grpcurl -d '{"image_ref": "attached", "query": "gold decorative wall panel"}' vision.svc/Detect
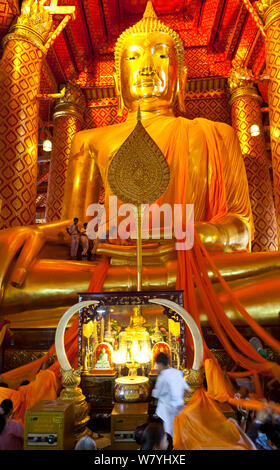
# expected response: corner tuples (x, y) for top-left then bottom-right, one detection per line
(45, 83), (86, 221)
(45, 115), (82, 221)
(229, 76), (278, 251)
(0, 39), (43, 228)
(263, 2), (280, 237)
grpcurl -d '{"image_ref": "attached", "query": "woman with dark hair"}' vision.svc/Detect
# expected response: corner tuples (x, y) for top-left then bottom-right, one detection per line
(0, 399), (24, 450)
(140, 421), (169, 451)
(134, 422), (148, 447)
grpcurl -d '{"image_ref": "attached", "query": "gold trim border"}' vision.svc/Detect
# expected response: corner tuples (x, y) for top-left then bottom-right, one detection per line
(229, 87), (263, 106)
(53, 103), (84, 124)
(2, 27), (46, 54)
(264, 1), (280, 29)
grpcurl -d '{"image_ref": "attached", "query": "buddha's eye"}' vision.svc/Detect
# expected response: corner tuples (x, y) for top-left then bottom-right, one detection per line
(160, 54), (169, 59)
(126, 55), (138, 61)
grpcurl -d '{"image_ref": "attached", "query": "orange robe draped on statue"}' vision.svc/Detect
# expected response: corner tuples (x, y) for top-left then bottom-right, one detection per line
(96, 115), (253, 237)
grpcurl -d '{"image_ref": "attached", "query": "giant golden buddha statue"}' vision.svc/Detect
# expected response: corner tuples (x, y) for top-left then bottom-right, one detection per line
(1, 1), (280, 329)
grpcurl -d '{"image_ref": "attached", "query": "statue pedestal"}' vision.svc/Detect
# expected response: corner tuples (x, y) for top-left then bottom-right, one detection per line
(111, 402), (148, 450)
(81, 372), (117, 420)
(90, 369), (116, 376)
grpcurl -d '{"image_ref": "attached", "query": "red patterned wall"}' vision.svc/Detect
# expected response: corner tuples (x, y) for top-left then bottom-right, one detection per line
(85, 98), (127, 129)
(183, 91), (231, 124)
(0, 39), (43, 228)
(84, 83), (231, 130)
(0, 1), (15, 43)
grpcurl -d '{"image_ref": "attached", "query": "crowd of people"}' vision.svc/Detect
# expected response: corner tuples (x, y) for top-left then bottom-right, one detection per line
(232, 386), (280, 451)
(134, 354), (280, 451)
(1, 347), (280, 452)
(74, 418), (170, 451)
(74, 399), (280, 451)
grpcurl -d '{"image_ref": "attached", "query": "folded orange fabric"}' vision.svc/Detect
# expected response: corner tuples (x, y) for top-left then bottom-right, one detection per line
(173, 387), (248, 450)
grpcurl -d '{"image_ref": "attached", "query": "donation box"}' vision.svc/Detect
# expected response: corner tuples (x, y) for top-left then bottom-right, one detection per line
(24, 400), (75, 450)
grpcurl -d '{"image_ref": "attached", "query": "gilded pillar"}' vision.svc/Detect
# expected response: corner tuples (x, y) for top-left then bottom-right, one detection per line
(45, 83), (86, 222)
(0, 1), (52, 229)
(257, 0), (280, 237)
(228, 67), (278, 251)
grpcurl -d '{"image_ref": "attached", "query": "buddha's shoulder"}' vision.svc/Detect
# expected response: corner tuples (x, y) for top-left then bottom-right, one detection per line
(190, 117), (234, 135)
(173, 116), (233, 143)
(74, 121), (131, 149)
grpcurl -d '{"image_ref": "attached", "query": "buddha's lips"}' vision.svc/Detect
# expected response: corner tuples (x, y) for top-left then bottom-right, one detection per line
(135, 79), (161, 87)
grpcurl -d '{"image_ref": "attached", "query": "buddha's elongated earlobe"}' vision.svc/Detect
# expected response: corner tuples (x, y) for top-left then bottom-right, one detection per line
(113, 67), (125, 117)
(177, 65), (187, 114)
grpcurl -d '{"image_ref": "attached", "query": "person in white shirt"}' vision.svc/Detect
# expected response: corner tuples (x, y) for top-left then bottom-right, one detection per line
(151, 352), (189, 438)
(66, 217), (80, 258)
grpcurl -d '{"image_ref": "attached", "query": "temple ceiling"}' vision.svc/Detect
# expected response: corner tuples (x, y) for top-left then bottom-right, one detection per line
(0, 0), (268, 120)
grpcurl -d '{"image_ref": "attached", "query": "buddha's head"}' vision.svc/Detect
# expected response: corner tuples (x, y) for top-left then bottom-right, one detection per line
(114, 1), (187, 115)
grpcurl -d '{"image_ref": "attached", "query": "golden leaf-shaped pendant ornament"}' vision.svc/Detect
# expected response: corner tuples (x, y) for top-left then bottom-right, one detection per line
(108, 113), (170, 205)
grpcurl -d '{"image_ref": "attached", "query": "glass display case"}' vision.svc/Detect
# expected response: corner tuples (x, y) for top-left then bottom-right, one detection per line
(77, 290), (185, 405)
(78, 290), (185, 377)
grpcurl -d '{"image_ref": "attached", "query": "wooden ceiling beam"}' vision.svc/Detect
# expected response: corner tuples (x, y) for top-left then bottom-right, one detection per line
(232, 13), (259, 67)
(46, 45), (68, 84)
(223, 1), (248, 60)
(244, 29), (261, 67)
(101, 0), (120, 33)
(41, 59), (58, 94)
(62, 29), (79, 75)
(81, 0), (107, 54)
(45, 1), (93, 73)
(44, 5), (76, 19)
(208, 0), (227, 48)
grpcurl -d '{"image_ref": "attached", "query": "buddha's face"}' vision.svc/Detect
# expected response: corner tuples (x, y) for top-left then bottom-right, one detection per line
(119, 32), (179, 112)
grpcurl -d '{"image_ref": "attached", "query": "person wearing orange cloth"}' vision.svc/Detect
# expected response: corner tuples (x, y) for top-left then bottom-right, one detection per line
(173, 358), (253, 450)
(173, 387), (251, 450)
(0, 369), (60, 429)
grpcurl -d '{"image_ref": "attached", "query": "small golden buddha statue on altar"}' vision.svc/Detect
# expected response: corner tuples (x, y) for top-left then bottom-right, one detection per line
(115, 306), (152, 375)
(126, 305), (147, 330)
(113, 305), (152, 402)
(1, 1), (280, 328)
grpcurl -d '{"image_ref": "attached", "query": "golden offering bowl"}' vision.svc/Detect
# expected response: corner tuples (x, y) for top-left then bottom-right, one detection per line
(114, 376), (150, 403)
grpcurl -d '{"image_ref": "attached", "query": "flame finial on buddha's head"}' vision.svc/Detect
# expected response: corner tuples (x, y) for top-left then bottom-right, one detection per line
(143, 0), (158, 19)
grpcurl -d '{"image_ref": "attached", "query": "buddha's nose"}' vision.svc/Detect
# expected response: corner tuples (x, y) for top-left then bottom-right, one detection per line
(140, 51), (156, 76)
(140, 66), (156, 76)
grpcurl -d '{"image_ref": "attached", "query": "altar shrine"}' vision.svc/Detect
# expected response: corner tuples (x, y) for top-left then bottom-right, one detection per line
(78, 291), (185, 422)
